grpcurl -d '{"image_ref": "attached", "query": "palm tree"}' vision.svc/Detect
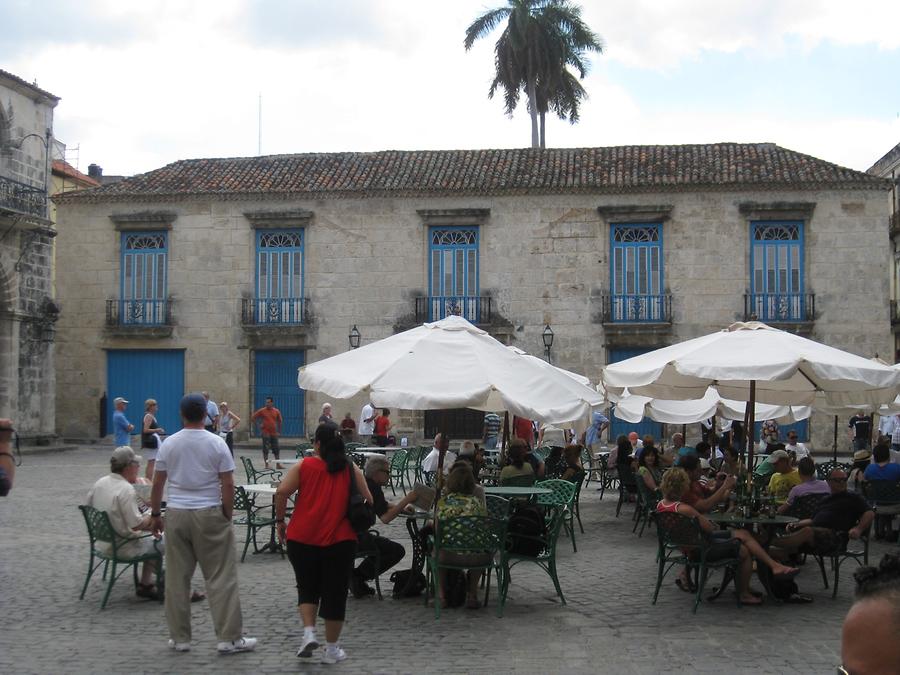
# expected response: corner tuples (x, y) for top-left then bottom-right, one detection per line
(464, 0), (603, 148)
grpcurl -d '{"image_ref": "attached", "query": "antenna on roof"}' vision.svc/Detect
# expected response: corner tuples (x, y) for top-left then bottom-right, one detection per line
(258, 93), (262, 156)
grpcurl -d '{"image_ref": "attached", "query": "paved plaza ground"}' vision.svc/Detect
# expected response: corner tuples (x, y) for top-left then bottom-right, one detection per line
(1, 445), (892, 674)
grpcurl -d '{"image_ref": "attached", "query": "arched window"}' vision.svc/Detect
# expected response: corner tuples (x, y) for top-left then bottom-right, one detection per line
(255, 228), (304, 324)
(610, 223), (664, 322)
(750, 221), (804, 321)
(428, 226), (479, 321)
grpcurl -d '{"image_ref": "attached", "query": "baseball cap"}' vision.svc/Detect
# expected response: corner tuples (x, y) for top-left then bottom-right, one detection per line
(768, 449), (790, 463)
(180, 392), (207, 419)
(113, 397), (129, 405)
(110, 446), (142, 471)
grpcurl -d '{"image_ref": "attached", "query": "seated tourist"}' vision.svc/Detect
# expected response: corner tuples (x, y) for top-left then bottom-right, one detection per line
(523, 442), (546, 479)
(678, 454), (735, 513)
(436, 463), (490, 609)
(841, 552), (900, 675)
(656, 468), (797, 603)
(457, 440), (485, 480)
(784, 430), (810, 461)
(560, 444), (584, 482)
(637, 445), (663, 492)
(351, 456), (418, 598)
(754, 446), (788, 480)
(422, 433), (456, 476)
(636, 435), (658, 462)
(661, 432), (685, 466)
(863, 442), (900, 482)
(85, 447), (166, 600)
(499, 439), (535, 484)
(848, 449), (871, 493)
(719, 445), (742, 476)
(628, 432), (643, 454)
(767, 451), (802, 504)
(543, 446), (566, 478)
(773, 470), (875, 556)
(538, 423), (566, 450)
(778, 457), (830, 514)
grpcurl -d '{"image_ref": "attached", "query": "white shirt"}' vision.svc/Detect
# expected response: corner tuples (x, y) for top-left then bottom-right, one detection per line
(86, 473), (145, 553)
(358, 403), (375, 436)
(540, 424), (566, 447)
(156, 429), (234, 509)
(878, 414), (896, 438)
(785, 442), (810, 459)
(422, 447), (457, 475)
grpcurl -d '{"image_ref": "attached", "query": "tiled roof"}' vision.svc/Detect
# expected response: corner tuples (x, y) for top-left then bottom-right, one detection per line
(51, 160), (100, 188)
(868, 141), (900, 177)
(57, 143), (888, 204)
(0, 68), (60, 102)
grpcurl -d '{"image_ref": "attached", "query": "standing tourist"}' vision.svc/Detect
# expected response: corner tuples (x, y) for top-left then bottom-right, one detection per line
(372, 408), (393, 447)
(358, 399), (376, 445)
(761, 419), (780, 451)
(584, 410), (609, 452)
(318, 403), (334, 425)
(849, 412), (874, 452)
(203, 392), (219, 433)
(141, 399), (165, 480)
(218, 402), (241, 456)
(339, 412), (356, 442)
(512, 415), (535, 449)
(112, 397), (134, 447)
(482, 411), (501, 450)
(252, 397), (283, 467)
(149, 393), (256, 654)
(0, 418), (16, 496)
(275, 423), (373, 664)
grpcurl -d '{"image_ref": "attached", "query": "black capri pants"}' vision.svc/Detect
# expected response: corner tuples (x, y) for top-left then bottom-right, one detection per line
(286, 539), (357, 621)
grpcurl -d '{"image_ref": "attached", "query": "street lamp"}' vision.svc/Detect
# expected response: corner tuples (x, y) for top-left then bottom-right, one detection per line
(348, 324), (361, 349)
(542, 324), (554, 363)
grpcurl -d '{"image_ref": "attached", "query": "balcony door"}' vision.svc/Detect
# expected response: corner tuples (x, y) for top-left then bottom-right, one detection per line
(120, 232), (167, 325)
(750, 221), (804, 321)
(610, 223), (663, 322)
(428, 226), (479, 321)
(255, 229), (304, 324)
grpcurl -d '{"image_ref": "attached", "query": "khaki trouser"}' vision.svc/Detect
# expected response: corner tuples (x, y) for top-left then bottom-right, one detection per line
(164, 506), (243, 643)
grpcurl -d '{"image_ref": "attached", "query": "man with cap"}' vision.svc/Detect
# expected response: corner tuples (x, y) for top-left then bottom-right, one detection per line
(150, 393), (257, 655)
(86, 446), (162, 598)
(112, 397), (134, 447)
(767, 451), (802, 505)
(754, 446), (789, 481)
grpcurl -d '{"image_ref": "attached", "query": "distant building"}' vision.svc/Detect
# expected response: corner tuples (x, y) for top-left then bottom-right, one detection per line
(0, 69), (59, 442)
(868, 142), (900, 362)
(55, 143), (892, 449)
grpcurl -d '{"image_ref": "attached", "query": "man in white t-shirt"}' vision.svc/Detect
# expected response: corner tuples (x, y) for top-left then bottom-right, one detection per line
(150, 393), (256, 655)
(784, 430), (811, 461)
(358, 400), (376, 444)
(422, 433), (456, 476)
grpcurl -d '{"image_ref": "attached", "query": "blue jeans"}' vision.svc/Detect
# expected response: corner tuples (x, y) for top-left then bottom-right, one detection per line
(484, 435), (498, 450)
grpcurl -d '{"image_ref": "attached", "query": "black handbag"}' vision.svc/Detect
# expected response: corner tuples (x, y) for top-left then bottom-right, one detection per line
(346, 464), (375, 533)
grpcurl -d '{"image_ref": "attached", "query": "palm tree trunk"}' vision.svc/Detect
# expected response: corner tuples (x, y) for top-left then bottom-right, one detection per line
(539, 112), (546, 148)
(527, 76), (539, 148)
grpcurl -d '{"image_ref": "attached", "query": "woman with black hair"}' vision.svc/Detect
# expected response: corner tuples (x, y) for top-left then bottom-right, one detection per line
(276, 423), (373, 664)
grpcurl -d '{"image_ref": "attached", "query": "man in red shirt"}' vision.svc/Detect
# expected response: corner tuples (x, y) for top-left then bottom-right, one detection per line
(251, 397), (283, 467)
(512, 415), (534, 449)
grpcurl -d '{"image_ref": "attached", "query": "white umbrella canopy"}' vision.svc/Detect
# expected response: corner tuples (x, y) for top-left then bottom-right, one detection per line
(610, 387), (811, 425)
(601, 322), (900, 408)
(505, 345), (593, 387)
(297, 315), (604, 426)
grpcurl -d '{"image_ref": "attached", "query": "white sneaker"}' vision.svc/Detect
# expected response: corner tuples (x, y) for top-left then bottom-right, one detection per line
(321, 647), (347, 664)
(217, 637), (258, 654)
(296, 635), (319, 658)
(167, 639), (190, 652)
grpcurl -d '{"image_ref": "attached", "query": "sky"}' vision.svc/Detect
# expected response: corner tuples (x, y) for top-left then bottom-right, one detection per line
(3, 0), (900, 177)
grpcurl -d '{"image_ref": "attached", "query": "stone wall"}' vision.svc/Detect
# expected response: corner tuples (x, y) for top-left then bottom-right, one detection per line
(55, 185), (893, 452)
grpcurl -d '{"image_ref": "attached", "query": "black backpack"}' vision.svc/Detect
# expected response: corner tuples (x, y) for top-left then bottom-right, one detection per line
(389, 570), (427, 597)
(506, 504), (547, 557)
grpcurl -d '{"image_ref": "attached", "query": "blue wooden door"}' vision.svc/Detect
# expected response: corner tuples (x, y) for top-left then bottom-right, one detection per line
(608, 348), (664, 443)
(107, 350), (185, 439)
(253, 350), (305, 437)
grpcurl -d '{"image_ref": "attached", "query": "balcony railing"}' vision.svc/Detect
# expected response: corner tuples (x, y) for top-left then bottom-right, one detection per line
(242, 297), (309, 325)
(415, 296), (492, 323)
(744, 292), (815, 323)
(106, 298), (173, 326)
(601, 293), (672, 323)
(0, 174), (47, 219)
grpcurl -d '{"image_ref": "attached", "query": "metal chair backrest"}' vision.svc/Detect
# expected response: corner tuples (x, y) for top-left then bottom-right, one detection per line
(635, 472), (659, 508)
(500, 473), (536, 488)
(654, 511), (706, 550)
(350, 452), (367, 470)
(618, 462), (638, 488)
(485, 494), (511, 520)
(817, 460), (853, 481)
(864, 479), (900, 505)
(435, 515), (502, 557)
(234, 485), (253, 513)
(240, 456), (256, 483)
(80, 504), (118, 547)
(788, 492), (830, 520)
(390, 449), (408, 471)
(535, 479), (576, 508)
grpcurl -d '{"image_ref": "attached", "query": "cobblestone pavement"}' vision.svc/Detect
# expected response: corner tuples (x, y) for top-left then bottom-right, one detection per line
(1, 446), (892, 674)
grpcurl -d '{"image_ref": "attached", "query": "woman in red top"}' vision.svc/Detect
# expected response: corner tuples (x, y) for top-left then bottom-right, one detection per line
(372, 408), (393, 447)
(276, 423), (373, 664)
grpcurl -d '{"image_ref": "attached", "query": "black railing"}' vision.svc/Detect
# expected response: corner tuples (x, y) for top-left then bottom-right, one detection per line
(106, 298), (173, 326)
(0, 174), (47, 219)
(415, 296), (492, 323)
(601, 293), (672, 323)
(241, 297), (309, 325)
(743, 292), (814, 323)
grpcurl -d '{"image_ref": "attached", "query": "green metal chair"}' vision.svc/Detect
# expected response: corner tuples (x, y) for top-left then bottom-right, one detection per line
(344, 441), (364, 452)
(413, 445), (430, 484)
(498, 504), (567, 615)
(403, 446), (422, 485)
(567, 470), (587, 534)
(425, 515), (504, 618)
(864, 480), (900, 539)
(615, 463), (638, 518)
(233, 486), (282, 562)
(78, 504), (163, 609)
(387, 448), (409, 495)
(633, 473), (660, 538)
(535, 479), (579, 552)
(499, 473), (536, 488)
(810, 527), (870, 599)
(485, 494), (511, 521)
(354, 529), (383, 600)
(651, 511), (741, 613)
(240, 455), (282, 484)
(349, 452), (367, 470)
(816, 460), (852, 481)
(294, 441), (314, 458)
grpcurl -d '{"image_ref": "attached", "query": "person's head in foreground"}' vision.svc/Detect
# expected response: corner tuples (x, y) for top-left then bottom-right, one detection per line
(659, 467), (689, 502)
(841, 552), (900, 675)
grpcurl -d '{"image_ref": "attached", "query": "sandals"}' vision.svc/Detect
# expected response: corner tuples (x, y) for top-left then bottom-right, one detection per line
(136, 584), (162, 601)
(675, 577), (696, 593)
(191, 590), (206, 603)
(465, 596), (482, 610)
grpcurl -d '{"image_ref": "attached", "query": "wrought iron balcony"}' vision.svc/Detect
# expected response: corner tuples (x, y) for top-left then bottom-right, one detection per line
(106, 298), (173, 327)
(242, 297), (309, 325)
(415, 295), (492, 323)
(0, 174), (47, 219)
(743, 292), (815, 323)
(601, 293), (673, 323)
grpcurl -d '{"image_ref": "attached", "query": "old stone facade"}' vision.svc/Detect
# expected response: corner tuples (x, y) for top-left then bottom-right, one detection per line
(0, 70), (59, 442)
(54, 144), (892, 451)
(868, 141), (900, 362)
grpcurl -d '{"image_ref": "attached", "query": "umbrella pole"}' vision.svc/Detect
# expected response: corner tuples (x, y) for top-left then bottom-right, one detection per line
(833, 415), (838, 463)
(434, 410), (449, 505)
(502, 412), (510, 465)
(746, 380), (756, 491)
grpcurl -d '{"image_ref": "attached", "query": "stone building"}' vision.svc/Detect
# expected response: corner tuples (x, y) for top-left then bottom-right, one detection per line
(0, 69), (59, 442)
(868, 141), (900, 362)
(54, 143), (891, 450)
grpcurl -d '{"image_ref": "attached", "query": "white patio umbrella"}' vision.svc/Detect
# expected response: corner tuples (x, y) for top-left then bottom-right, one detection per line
(505, 345), (593, 387)
(298, 315), (604, 428)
